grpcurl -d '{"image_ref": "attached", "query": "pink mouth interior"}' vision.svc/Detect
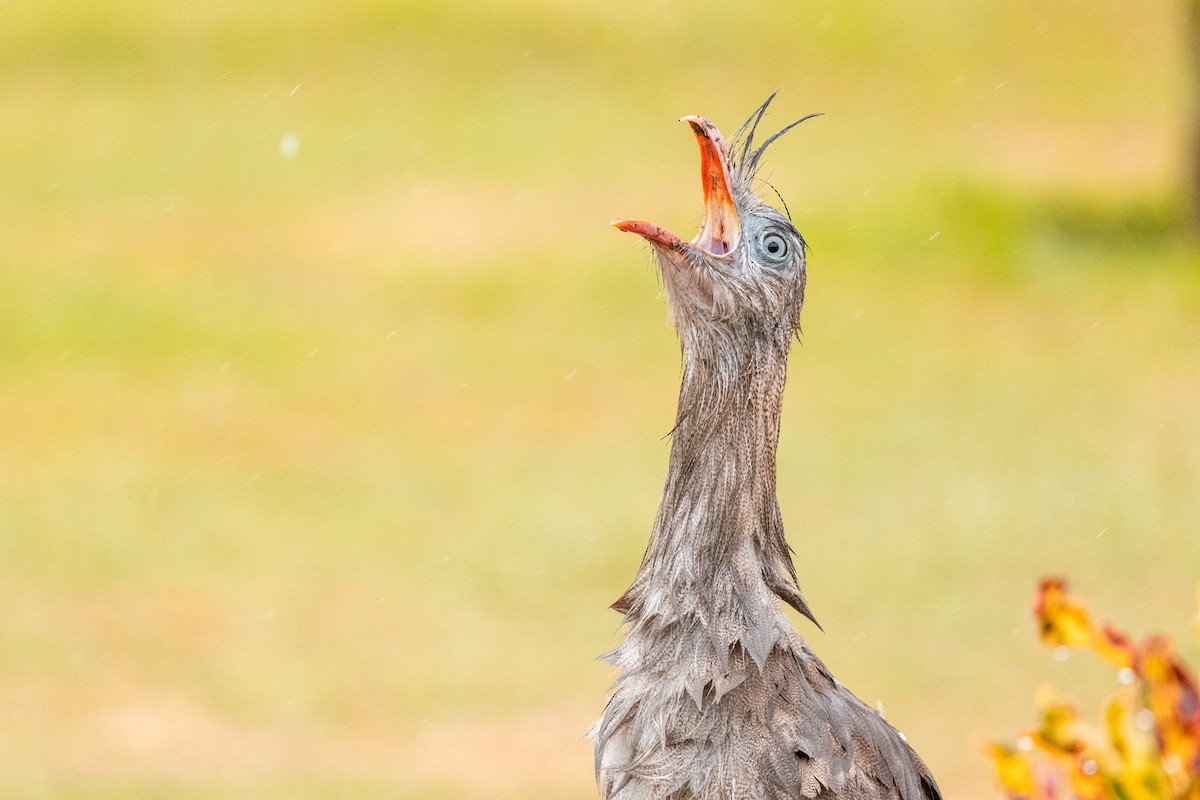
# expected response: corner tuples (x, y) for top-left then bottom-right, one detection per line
(685, 117), (740, 257)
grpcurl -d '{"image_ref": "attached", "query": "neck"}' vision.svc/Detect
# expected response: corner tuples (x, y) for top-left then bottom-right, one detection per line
(660, 342), (786, 559)
(613, 336), (815, 631)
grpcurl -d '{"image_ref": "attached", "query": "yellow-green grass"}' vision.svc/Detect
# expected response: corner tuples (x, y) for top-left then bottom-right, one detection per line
(1, 1), (1198, 797)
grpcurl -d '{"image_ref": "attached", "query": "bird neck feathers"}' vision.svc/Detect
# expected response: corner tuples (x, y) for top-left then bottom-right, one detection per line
(612, 339), (815, 628)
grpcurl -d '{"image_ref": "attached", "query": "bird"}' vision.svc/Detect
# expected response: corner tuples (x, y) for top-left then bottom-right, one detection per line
(594, 95), (942, 800)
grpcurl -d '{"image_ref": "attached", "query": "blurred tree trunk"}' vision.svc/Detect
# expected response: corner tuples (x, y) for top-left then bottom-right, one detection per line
(1190, 0), (1200, 235)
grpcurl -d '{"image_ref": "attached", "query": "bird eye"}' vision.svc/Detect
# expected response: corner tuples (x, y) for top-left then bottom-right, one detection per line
(760, 232), (790, 264)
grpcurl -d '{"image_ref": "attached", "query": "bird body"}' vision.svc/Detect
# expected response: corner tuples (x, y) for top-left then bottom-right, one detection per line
(596, 98), (940, 800)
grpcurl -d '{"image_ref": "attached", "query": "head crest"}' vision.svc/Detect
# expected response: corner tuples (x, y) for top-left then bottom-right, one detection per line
(729, 92), (822, 187)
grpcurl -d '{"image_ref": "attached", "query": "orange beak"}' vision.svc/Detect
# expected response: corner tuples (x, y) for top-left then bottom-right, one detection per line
(612, 115), (741, 257)
(680, 116), (740, 256)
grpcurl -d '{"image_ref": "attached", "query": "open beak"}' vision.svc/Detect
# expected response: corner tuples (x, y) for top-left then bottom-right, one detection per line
(681, 116), (740, 256)
(612, 115), (741, 257)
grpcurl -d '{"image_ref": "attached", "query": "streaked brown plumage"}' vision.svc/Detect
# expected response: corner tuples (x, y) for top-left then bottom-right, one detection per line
(595, 96), (941, 800)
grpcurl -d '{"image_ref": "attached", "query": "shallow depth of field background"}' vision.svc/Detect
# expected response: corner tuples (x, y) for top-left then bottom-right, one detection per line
(2, 2), (1199, 797)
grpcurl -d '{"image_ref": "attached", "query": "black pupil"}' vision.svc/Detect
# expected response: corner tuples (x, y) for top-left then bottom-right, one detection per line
(767, 239), (781, 254)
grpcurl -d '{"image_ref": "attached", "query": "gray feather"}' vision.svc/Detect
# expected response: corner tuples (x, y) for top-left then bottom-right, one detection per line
(598, 97), (941, 800)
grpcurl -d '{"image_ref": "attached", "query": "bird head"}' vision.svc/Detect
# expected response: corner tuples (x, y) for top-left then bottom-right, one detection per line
(613, 96), (819, 351)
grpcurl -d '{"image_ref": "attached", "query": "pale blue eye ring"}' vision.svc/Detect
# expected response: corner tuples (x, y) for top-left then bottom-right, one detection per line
(761, 232), (789, 261)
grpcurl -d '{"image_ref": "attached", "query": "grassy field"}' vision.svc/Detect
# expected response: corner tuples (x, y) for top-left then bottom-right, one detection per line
(2, 1), (1198, 797)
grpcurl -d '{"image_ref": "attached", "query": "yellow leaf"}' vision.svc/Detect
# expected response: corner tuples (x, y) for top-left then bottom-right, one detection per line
(1064, 757), (1108, 800)
(1034, 577), (1137, 669)
(987, 741), (1038, 797)
(1036, 577), (1096, 650)
(1093, 623), (1137, 670)
(1138, 634), (1200, 788)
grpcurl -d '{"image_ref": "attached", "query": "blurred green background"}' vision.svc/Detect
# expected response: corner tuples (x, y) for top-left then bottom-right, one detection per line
(2, 1), (1198, 797)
